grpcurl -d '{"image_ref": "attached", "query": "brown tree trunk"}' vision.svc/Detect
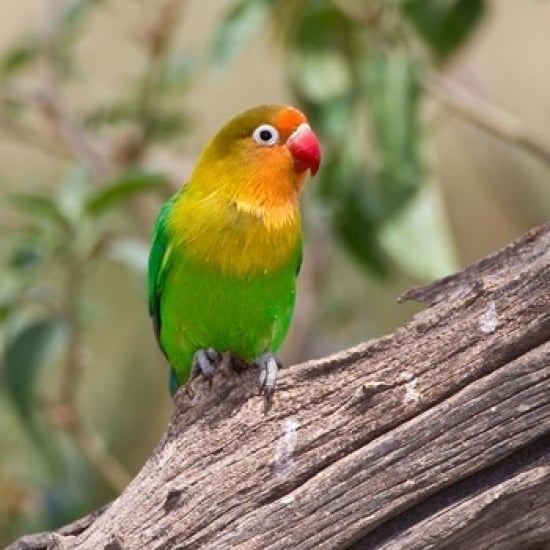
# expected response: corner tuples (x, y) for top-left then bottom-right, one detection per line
(9, 223), (550, 550)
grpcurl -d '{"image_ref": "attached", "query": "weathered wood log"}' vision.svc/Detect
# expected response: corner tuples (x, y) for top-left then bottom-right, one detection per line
(8, 223), (550, 550)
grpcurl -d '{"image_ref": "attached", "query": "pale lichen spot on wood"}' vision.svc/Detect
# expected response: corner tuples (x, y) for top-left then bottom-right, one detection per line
(273, 417), (299, 476)
(479, 301), (499, 334)
(400, 371), (420, 404)
(516, 402), (532, 413)
(280, 494), (295, 505)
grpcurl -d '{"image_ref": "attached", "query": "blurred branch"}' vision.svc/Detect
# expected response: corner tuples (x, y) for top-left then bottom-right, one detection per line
(44, 263), (131, 492)
(1, 0), (187, 519)
(59, 263), (83, 404)
(425, 72), (550, 166)
(0, 95), (71, 159)
(48, 260), (131, 494)
(38, 0), (111, 178)
(61, 419), (132, 495)
(37, 89), (110, 178)
(0, 1), (135, 492)
(135, 0), (186, 149)
(0, 4), (112, 176)
(112, 0), (186, 232)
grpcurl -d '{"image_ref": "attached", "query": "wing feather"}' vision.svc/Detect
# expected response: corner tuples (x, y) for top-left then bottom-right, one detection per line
(147, 195), (177, 357)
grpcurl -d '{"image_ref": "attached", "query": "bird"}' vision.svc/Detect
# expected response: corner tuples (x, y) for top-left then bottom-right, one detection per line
(147, 105), (321, 402)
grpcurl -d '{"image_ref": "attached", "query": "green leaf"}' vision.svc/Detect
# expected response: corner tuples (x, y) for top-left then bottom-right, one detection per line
(333, 181), (388, 277)
(57, 164), (91, 224)
(3, 318), (66, 426)
(84, 170), (168, 215)
(9, 238), (46, 274)
(292, 50), (351, 103)
(210, 0), (270, 69)
(58, 164), (92, 222)
(285, 1), (354, 53)
(401, 0), (486, 62)
(296, 94), (355, 154)
(9, 193), (71, 233)
(363, 52), (422, 215)
(84, 100), (137, 128)
(379, 182), (458, 281)
(106, 237), (149, 276)
(0, 39), (38, 78)
(319, 155), (388, 276)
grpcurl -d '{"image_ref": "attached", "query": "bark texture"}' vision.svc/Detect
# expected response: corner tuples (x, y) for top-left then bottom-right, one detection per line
(8, 223), (550, 550)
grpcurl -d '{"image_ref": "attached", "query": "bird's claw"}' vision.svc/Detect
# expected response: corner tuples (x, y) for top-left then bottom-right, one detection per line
(255, 353), (280, 410)
(191, 348), (220, 387)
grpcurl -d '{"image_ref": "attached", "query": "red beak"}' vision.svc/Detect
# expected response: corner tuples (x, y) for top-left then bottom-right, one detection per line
(286, 123), (321, 176)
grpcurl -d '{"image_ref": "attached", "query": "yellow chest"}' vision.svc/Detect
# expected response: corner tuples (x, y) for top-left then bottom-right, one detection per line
(168, 193), (301, 277)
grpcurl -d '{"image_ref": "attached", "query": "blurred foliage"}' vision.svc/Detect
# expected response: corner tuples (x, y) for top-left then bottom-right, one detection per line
(402, 0), (486, 62)
(211, 0), (485, 276)
(0, 0), (517, 544)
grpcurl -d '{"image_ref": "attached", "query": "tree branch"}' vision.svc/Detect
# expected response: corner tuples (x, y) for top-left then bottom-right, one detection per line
(45, 261), (132, 494)
(38, 0), (111, 179)
(7, 223), (550, 550)
(135, 0), (185, 148)
(424, 72), (550, 166)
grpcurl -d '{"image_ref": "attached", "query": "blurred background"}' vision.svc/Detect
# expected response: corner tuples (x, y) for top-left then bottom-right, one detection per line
(1, 0), (549, 545)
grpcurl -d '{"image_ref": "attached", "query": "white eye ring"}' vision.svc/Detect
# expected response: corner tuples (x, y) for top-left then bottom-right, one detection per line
(252, 124), (279, 146)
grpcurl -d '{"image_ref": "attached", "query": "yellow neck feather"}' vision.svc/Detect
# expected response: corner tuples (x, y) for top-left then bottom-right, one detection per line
(168, 183), (301, 277)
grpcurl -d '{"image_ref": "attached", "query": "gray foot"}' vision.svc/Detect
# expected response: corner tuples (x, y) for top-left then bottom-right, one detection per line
(191, 348), (220, 385)
(255, 353), (281, 408)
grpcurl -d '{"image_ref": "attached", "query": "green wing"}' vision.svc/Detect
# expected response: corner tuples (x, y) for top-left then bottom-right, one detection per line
(147, 195), (177, 356)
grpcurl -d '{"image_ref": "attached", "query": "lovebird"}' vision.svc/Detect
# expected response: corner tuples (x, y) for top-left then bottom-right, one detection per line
(148, 105), (321, 399)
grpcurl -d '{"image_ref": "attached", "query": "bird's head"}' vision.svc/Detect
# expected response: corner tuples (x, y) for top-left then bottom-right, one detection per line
(190, 105), (321, 204)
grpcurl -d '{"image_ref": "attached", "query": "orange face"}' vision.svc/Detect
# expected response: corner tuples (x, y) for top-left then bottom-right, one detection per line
(201, 105), (321, 183)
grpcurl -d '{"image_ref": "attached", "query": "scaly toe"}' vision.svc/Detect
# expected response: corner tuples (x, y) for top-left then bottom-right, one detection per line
(255, 353), (281, 410)
(191, 348), (220, 386)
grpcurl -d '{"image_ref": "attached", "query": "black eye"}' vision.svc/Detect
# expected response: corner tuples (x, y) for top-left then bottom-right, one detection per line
(252, 124), (279, 146)
(260, 129), (273, 141)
